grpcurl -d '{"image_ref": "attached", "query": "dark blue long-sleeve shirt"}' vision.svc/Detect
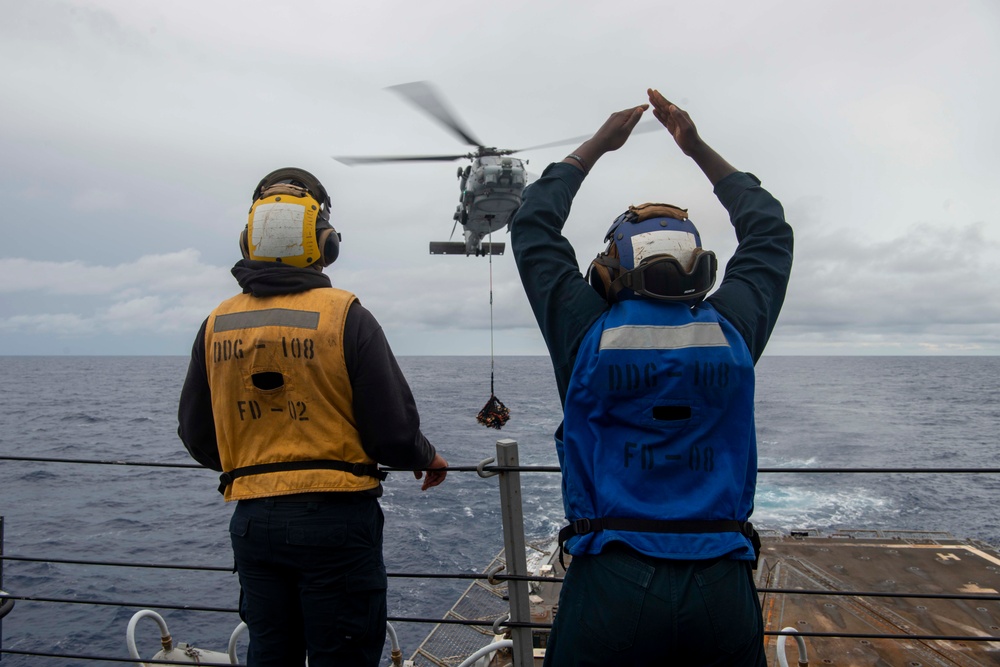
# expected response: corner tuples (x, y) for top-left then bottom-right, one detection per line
(511, 162), (793, 405)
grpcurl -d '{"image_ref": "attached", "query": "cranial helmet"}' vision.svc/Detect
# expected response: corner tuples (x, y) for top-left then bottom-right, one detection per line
(587, 203), (717, 304)
(240, 167), (340, 268)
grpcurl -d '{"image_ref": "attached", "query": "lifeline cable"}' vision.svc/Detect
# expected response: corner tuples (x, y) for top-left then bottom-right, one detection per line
(477, 230), (510, 429)
(3, 456), (999, 475)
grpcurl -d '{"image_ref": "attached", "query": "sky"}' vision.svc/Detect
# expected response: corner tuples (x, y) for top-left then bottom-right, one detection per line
(1, 0), (998, 356)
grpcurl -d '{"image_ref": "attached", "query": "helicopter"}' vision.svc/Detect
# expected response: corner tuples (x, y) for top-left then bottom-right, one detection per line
(333, 81), (657, 257)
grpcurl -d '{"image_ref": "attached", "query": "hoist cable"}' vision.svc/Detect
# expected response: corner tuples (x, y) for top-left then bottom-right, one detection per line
(476, 230), (509, 429)
(489, 229), (496, 395)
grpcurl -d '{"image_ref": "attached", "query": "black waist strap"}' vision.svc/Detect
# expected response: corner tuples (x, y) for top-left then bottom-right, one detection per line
(559, 517), (761, 569)
(218, 459), (387, 495)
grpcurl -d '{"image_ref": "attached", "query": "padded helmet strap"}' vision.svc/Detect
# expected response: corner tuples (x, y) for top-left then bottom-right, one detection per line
(259, 182), (311, 200)
(628, 202), (688, 222)
(239, 226), (250, 260)
(587, 242), (621, 302)
(252, 168), (331, 211)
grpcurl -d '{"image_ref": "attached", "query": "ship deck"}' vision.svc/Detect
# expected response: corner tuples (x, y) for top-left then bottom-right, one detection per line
(758, 529), (1000, 665)
(409, 530), (1000, 666)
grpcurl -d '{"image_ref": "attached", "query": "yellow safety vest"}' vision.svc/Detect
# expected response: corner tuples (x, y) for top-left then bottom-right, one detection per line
(204, 288), (381, 500)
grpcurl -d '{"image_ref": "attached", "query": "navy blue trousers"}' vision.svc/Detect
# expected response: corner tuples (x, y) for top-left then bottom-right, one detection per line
(229, 495), (387, 667)
(543, 543), (767, 666)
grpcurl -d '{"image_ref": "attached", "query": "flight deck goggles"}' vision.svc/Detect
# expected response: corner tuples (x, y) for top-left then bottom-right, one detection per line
(608, 250), (717, 301)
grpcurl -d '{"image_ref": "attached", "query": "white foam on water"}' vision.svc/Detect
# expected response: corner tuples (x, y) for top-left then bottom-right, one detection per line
(755, 483), (898, 531)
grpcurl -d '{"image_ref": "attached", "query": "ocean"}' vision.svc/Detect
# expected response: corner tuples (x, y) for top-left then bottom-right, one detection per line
(1, 355), (998, 665)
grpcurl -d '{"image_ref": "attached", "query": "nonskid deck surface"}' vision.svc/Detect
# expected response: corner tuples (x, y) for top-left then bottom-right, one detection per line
(409, 531), (1000, 666)
(409, 541), (561, 667)
(758, 529), (1000, 666)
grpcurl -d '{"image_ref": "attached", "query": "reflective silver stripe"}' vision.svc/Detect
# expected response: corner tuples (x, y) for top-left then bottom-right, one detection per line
(599, 322), (729, 350)
(214, 309), (320, 332)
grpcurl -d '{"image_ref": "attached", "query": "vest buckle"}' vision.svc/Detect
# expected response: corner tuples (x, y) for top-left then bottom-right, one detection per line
(572, 518), (592, 536)
(217, 472), (234, 495)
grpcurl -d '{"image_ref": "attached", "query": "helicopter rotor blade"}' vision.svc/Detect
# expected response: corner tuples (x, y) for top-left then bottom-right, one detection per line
(511, 119), (662, 153)
(387, 81), (484, 148)
(333, 154), (469, 166)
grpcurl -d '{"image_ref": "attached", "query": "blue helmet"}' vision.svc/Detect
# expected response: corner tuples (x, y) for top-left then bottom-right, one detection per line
(587, 203), (717, 303)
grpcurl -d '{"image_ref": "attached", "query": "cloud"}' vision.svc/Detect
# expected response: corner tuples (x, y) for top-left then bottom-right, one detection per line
(0, 250), (233, 339)
(0, 250), (228, 295)
(0, 312), (97, 336)
(0, 249), (538, 352)
(774, 219), (1000, 351)
(6, 216), (997, 354)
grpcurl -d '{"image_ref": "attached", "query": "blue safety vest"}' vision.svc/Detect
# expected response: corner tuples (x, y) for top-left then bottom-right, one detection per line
(560, 298), (757, 561)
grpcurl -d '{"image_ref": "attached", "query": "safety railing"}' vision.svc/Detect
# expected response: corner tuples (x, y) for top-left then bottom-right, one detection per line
(2, 444), (1000, 666)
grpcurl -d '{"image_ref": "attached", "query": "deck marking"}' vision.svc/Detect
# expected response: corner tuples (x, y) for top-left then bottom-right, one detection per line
(799, 542), (1000, 568)
(956, 545), (1000, 568)
(958, 582), (999, 594)
(931, 612), (1000, 650)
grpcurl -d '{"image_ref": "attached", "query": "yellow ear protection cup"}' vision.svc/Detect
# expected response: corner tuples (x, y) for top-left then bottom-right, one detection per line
(241, 168), (340, 267)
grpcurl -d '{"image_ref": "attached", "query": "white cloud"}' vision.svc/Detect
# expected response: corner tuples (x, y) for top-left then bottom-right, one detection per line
(0, 312), (97, 335)
(787, 220), (997, 316)
(0, 250), (230, 295)
(0, 251), (233, 340)
(772, 219), (1000, 352)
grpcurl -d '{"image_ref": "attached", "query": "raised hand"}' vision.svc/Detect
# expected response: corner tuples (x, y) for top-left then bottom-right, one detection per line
(564, 104), (648, 174)
(647, 88), (703, 156)
(589, 104), (649, 154)
(648, 88), (737, 186)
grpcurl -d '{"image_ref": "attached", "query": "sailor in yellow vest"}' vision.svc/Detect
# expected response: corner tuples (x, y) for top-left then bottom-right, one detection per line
(178, 167), (448, 667)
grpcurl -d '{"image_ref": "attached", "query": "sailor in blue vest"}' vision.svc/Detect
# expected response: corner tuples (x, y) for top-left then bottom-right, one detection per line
(511, 89), (793, 666)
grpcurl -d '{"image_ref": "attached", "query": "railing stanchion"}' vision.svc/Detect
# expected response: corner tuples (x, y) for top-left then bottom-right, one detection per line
(1, 515), (6, 662)
(496, 439), (533, 667)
